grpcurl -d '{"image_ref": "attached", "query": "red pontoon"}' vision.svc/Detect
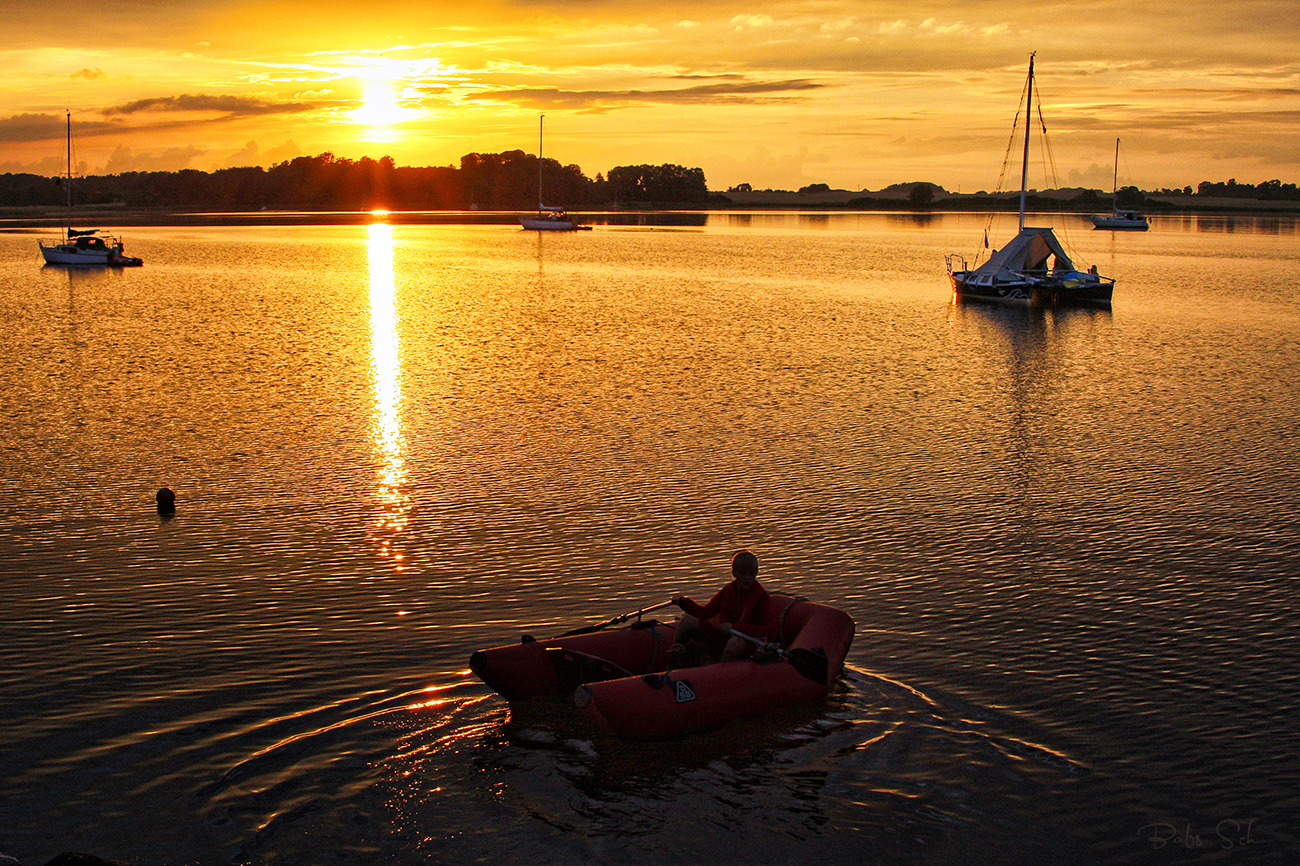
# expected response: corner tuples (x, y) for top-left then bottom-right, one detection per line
(470, 595), (855, 741)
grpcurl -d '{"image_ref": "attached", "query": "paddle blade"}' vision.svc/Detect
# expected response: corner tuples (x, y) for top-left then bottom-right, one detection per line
(556, 620), (613, 637)
(787, 647), (830, 686)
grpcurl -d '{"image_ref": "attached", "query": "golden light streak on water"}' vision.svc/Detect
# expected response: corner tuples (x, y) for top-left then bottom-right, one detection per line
(367, 220), (409, 562)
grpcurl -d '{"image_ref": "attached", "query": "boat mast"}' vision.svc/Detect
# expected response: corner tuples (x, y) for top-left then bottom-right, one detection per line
(64, 110), (72, 234)
(1112, 137), (1120, 204)
(537, 114), (544, 210)
(1019, 53), (1034, 232)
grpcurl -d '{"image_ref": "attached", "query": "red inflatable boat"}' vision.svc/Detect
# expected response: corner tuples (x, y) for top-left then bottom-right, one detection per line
(469, 595), (855, 740)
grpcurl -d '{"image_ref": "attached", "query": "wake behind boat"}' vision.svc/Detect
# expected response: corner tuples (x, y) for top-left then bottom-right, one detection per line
(37, 111), (142, 267)
(945, 55), (1112, 308)
(519, 114), (589, 231)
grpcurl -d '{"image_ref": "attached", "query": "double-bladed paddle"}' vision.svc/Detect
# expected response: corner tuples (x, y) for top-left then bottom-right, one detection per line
(730, 629), (830, 685)
(557, 600), (677, 637)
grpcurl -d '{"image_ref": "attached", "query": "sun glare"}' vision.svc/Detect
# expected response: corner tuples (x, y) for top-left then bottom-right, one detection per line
(352, 79), (419, 135)
(357, 81), (397, 124)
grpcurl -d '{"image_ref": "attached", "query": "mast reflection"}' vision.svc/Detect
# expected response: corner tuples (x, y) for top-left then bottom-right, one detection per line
(368, 221), (409, 563)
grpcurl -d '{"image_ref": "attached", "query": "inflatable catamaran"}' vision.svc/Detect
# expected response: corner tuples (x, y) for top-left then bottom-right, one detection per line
(470, 594), (855, 741)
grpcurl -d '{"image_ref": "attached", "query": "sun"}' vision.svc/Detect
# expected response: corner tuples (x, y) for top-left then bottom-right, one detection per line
(352, 79), (418, 133)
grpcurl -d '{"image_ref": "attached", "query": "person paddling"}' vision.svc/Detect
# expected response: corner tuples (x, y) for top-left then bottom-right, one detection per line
(670, 549), (778, 665)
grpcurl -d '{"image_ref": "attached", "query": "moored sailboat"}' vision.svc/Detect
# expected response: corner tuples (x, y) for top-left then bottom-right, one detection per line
(945, 55), (1112, 308)
(519, 114), (589, 231)
(1091, 138), (1149, 230)
(38, 111), (142, 267)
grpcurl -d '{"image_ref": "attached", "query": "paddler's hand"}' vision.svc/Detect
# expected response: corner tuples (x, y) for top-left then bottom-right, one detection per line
(671, 594), (687, 607)
(720, 622), (733, 635)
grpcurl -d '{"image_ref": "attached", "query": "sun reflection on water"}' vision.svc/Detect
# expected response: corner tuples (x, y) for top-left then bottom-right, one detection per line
(368, 221), (409, 562)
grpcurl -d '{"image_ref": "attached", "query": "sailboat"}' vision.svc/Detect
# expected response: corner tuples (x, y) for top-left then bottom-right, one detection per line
(1091, 138), (1149, 230)
(945, 54), (1113, 308)
(38, 111), (142, 266)
(519, 114), (588, 231)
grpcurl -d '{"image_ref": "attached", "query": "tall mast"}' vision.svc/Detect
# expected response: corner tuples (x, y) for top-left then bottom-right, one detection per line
(1019, 53), (1034, 232)
(537, 114), (544, 210)
(65, 110), (72, 233)
(1112, 137), (1120, 201)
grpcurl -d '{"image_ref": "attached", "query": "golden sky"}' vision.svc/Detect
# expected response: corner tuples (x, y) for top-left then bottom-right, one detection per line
(3, 0), (1298, 193)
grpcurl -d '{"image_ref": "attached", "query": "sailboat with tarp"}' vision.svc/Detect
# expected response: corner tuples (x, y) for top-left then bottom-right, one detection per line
(945, 55), (1111, 307)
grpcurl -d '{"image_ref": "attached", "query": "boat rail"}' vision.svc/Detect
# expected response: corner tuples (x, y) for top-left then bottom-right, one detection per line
(945, 254), (967, 275)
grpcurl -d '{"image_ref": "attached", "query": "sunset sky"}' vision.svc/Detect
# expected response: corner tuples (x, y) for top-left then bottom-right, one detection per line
(3, 0), (1297, 193)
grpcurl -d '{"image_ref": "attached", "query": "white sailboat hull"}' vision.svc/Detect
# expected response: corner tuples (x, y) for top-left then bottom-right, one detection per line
(1091, 213), (1149, 231)
(39, 238), (142, 267)
(519, 215), (580, 231)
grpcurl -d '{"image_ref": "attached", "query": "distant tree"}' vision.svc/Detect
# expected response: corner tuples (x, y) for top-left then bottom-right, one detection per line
(907, 183), (935, 208)
(0, 172), (66, 207)
(1115, 185), (1146, 208)
(607, 164), (708, 204)
(799, 182), (831, 194)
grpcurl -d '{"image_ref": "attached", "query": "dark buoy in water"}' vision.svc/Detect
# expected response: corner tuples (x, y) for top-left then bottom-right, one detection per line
(156, 487), (176, 514)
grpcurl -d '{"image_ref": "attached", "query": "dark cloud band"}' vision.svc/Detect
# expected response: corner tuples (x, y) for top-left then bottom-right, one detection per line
(103, 93), (315, 116)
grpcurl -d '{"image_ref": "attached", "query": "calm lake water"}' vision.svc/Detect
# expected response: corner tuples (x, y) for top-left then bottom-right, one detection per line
(2, 212), (1297, 865)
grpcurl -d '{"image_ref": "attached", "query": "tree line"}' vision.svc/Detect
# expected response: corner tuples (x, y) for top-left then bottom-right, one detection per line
(0, 151), (713, 211)
(1194, 179), (1300, 201)
(2, 150), (1295, 212)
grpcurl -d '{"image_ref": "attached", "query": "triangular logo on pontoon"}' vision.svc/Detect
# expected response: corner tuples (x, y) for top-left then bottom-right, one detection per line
(674, 679), (696, 703)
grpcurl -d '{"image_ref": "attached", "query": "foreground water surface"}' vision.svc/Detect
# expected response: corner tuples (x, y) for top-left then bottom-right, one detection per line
(2, 212), (1297, 865)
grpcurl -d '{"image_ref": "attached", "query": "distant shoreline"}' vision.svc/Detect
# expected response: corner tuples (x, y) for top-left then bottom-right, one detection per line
(3, 197), (1299, 230)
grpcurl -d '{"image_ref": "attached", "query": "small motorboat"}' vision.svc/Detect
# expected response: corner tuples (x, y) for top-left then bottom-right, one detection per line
(470, 594), (855, 741)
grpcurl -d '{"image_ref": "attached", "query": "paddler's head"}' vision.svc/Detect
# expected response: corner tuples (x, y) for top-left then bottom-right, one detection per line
(731, 549), (759, 592)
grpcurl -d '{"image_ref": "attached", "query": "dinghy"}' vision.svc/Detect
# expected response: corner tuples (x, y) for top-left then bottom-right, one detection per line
(470, 594), (855, 741)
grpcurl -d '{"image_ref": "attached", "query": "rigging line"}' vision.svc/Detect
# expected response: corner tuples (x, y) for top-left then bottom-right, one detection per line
(1118, 138), (1136, 191)
(1036, 100), (1075, 256)
(1032, 77), (1090, 270)
(978, 70), (1033, 264)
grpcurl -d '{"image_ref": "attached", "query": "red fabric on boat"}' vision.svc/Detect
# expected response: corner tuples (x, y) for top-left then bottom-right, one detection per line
(469, 595), (854, 740)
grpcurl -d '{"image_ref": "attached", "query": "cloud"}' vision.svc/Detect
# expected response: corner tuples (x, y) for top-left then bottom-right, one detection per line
(105, 143), (206, 173)
(103, 93), (315, 117)
(71, 68), (106, 80)
(0, 155), (64, 175)
(0, 112), (121, 143)
(223, 140), (261, 168)
(263, 140), (304, 165)
(730, 14), (774, 30)
(476, 79), (826, 111)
